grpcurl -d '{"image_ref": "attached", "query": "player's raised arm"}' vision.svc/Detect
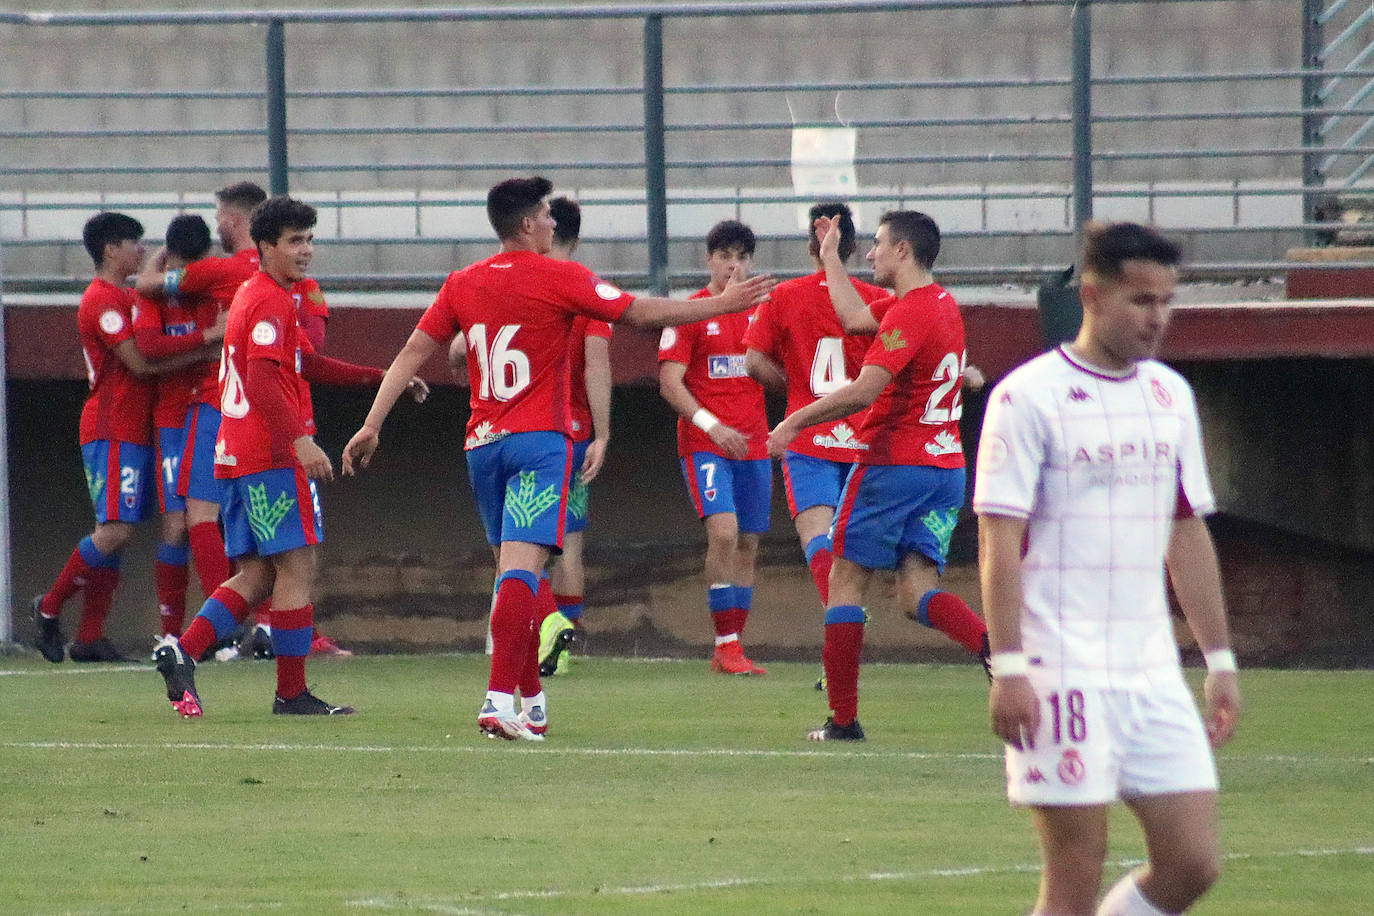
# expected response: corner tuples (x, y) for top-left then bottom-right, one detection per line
(618, 269), (775, 329)
(342, 327), (440, 475)
(978, 512), (1040, 751)
(816, 216), (879, 334)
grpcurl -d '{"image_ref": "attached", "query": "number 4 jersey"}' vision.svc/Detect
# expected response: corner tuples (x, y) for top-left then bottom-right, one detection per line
(416, 250), (634, 449)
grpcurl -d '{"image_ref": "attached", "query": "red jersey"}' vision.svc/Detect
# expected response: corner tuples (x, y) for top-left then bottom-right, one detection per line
(416, 250), (633, 449)
(291, 278), (328, 435)
(744, 271), (887, 461)
(214, 271), (305, 478)
(568, 316), (614, 443)
(77, 277), (154, 446)
(169, 248), (259, 407)
(858, 283), (967, 467)
(132, 291), (204, 429)
(658, 289), (767, 460)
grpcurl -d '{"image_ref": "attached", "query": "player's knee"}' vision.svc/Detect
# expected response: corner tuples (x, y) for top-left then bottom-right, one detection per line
(92, 521), (134, 554)
(1165, 849), (1221, 903)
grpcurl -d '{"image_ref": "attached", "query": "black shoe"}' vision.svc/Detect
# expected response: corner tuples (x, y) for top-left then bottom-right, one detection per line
(68, 637), (128, 663)
(153, 637), (203, 718)
(199, 630), (242, 663)
(979, 632), (993, 684)
(806, 717), (865, 742)
(273, 690), (355, 716)
(239, 625), (275, 660)
(31, 595), (65, 663)
(538, 628), (577, 677)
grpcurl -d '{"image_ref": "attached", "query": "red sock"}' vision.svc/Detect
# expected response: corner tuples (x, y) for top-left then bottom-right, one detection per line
(489, 576), (538, 694)
(155, 560), (189, 636)
(180, 587), (251, 660)
(535, 577), (558, 627)
(252, 599), (272, 627)
(822, 621), (865, 726)
(41, 546), (96, 617)
(272, 604), (314, 700)
(75, 567), (120, 643)
(723, 608), (748, 638)
(807, 548), (833, 606)
(187, 521), (231, 597)
(517, 612), (543, 698)
(921, 592), (988, 655)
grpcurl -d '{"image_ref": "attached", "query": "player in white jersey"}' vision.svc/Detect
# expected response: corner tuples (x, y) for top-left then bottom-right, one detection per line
(973, 223), (1241, 916)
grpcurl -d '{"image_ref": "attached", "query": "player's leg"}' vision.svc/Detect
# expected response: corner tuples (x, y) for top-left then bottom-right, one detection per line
(542, 436), (590, 675)
(810, 554), (871, 741)
(484, 541), (551, 739)
(153, 426), (190, 639)
(180, 404), (233, 601)
(725, 457), (771, 654)
(1102, 792), (1220, 915)
(782, 451), (848, 607)
(1031, 804), (1111, 916)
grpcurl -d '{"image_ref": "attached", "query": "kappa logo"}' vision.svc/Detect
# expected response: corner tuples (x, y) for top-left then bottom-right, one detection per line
(879, 328), (908, 352)
(999, 391), (1013, 405)
(1151, 378), (1173, 407)
(1067, 387), (1093, 403)
(1058, 749), (1086, 786)
(1024, 767), (1046, 784)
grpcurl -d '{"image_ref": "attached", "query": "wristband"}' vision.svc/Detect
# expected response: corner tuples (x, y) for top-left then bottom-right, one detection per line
(1203, 648), (1237, 673)
(691, 408), (720, 434)
(989, 652), (1029, 679)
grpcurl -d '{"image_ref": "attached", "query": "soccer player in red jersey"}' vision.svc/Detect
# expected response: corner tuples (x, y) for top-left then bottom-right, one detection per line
(133, 214), (227, 638)
(744, 202), (885, 611)
(768, 211), (990, 741)
(152, 196), (354, 717)
(658, 219), (772, 675)
(32, 212), (215, 663)
(343, 176), (774, 740)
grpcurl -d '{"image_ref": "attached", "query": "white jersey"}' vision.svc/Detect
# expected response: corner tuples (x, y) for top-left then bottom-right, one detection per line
(972, 346), (1215, 688)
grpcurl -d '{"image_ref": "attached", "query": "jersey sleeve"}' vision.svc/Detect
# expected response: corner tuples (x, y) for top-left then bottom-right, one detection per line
(243, 295), (295, 365)
(173, 257), (236, 300)
(297, 279), (329, 319)
(557, 262), (634, 323)
(861, 299), (926, 377)
(657, 320), (696, 365)
(94, 295), (137, 350)
(972, 378), (1047, 519)
(586, 319), (614, 340)
(416, 278), (462, 343)
(1172, 377), (1217, 517)
(743, 298), (781, 358)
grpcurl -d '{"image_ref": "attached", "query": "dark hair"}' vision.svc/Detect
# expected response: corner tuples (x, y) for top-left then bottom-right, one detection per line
(82, 211), (144, 266)
(705, 219), (756, 256)
(549, 196), (581, 247)
(165, 213), (213, 262)
(1081, 221), (1182, 280)
(249, 196), (318, 247)
(808, 201), (856, 262)
(879, 210), (940, 270)
(487, 176), (553, 241)
(215, 181), (268, 213)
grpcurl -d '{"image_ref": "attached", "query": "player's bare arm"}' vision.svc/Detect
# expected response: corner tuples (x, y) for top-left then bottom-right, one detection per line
(659, 359), (749, 460)
(343, 327), (440, 475)
(620, 271), (775, 329)
(816, 216), (879, 334)
(114, 338), (213, 378)
(446, 331), (468, 386)
(294, 434), (333, 483)
(766, 364), (889, 459)
(1167, 515), (1242, 747)
(581, 333), (613, 483)
(744, 347), (787, 391)
(979, 512), (1040, 751)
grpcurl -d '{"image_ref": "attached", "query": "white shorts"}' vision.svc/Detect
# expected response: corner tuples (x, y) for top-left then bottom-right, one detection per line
(1005, 672), (1218, 806)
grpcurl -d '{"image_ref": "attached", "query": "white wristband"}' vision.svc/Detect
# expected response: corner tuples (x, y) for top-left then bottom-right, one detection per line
(989, 652), (1029, 679)
(691, 408), (720, 434)
(1204, 648), (1237, 673)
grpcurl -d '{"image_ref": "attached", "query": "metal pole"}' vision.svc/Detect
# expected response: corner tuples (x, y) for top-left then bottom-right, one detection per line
(1070, 0), (1093, 236)
(0, 230), (12, 647)
(642, 14), (669, 296)
(265, 19), (290, 195)
(1301, 0), (1325, 246)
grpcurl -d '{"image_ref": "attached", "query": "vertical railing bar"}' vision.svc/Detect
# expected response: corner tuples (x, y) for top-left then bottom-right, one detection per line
(265, 19), (289, 195)
(642, 13), (669, 296)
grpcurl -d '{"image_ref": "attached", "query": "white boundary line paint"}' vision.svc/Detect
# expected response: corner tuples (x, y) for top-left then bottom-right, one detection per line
(343, 846), (1374, 911)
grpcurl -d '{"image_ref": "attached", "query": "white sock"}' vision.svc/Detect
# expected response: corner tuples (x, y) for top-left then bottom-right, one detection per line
(484, 691), (516, 718)
(714, 633), (739, 647)
(522, 691), (546, 712)
(1097, 873), (1169, 916)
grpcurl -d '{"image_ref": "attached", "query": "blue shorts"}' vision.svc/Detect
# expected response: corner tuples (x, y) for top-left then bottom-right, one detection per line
(178, 403), (223, 503)
(465, 431), (572, 551)
(832, 464), (965, 572)
(220, 467), (323, 559)
(781, 450), (853, 518)
(566, 438), (592, 536)
(680, 452), (772, 534)
(81, 440), (153, 524)
(155, 426), (187, 514)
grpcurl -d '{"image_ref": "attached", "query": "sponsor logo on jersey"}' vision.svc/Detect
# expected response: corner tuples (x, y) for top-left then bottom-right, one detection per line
(1024, 767), (1046, 784)
(707, 354), (748, 379)
(246, 482), (296, 543)
(1151, 378), (1173, 407)
(924, 429), (963, 457)
(879, 328), (907, 351)
(1067, 387), (1093, 402)
(163, 321), (198, 336)
(99, 310), (125, 335)
(251, 320), (278, 346)
(812, 421), (869, 450)
(705, 321), (721, 336)
(464, 421), (510, 450)
(1057, 749), (1086, 786)
(505, 471), (561, 528)
(214, 438), (237, 467)
(1069, 440), (1173, 466)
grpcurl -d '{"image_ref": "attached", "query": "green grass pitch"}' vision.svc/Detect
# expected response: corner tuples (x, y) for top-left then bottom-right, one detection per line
(1, 654), (1370, 914)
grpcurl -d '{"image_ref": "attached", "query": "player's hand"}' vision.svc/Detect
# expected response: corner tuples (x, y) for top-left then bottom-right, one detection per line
(580, 437), (608, 484)
(962, 364), (986, 392)
(989, 675), (1040, 751)
(708, 423), (750, 460)
(342, 426), (379, 476)
(814, 215), (843, 265)
(204, 307), (229, 344)
(295, 436), (334, 482)
(720, 268), (776, 311)
(1202, 670), (1241, 748)
(147, 245), (169, 272)
(405, 376), (430, 403)
(766, 419), (796, 459)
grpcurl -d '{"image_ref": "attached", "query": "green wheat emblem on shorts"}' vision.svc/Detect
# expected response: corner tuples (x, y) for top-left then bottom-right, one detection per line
(247, 482), (297, 542)
(85, 467), (105, 504)
(505, 471), (560, 528)
(567, 478), (589, 521)
(922, 507), (960, 558)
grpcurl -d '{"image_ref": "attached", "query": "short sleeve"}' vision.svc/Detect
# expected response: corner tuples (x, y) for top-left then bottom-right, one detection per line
(557, 262), (634, 323)
(972, 379), (1047, 519)
(743, 298), (781, 357)
(243, 296), (294, 364)
(416, 277), (463, 343)
(1173, 381), (1216, 517)
(657, 320), (696, 365)
(131, 293), (163, 334)
(861, 300), (923, 376)
(586, 320), (614, 340)
(297, 280), (329, 318)
(96, 299), (136, 349)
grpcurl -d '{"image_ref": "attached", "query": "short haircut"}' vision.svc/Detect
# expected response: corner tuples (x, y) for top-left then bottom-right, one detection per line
(879, 210), (940, 270)
(705, 219), (756, 256)
(165, 214), (213, 262)
(487, 176), (553, 241)
(249, 196), (317, 247)
(1081, 221), (1182, 280)
(808, 201), (856, 262)
(215, 181), (268, 213)
(82, 211), (144, 267)
(549, 196), (581, 247)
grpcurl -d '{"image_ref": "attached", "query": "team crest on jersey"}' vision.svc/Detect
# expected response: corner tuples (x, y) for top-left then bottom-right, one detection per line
(1058, 749), (1086, 786)
(879, 328), (907, 351)
(505, 471), (560, 528)
(978, 434), (1009, 473)
(1151, 378), (1173, 407)
(658, 327), (677, 351)
(246, 483), (296, 542)
(924, 429), (962, 457)
(812, 422), (868, 450)
(99, 310), (125, 335)
(707, 354), (748, 379)
(251, 320), (278, 346)
(465, 421), (510, 450)
(306, 288), (325, 305)
(595, 281), (623, 301)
